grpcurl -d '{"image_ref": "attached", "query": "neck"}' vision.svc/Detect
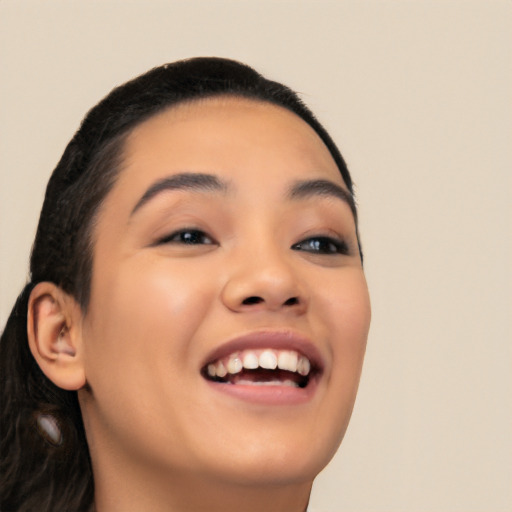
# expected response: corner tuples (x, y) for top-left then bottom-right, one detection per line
(93, 465), (312, 512)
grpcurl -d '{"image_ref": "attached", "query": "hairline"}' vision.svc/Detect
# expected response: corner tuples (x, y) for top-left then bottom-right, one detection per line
(77, 93), (358, 313)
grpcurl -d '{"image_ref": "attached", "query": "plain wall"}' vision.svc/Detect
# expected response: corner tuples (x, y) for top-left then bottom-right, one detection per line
(1, 1), (511, 511)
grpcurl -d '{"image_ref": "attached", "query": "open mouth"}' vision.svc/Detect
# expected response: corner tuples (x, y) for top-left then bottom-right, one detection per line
(201, 348), (316, 389)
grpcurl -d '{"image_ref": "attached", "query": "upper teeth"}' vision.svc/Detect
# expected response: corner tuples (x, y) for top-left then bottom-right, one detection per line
(207, 349), (311, 378)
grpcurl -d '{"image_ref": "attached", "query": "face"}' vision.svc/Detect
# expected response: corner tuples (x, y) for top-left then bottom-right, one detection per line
(79, 97), (371, 488)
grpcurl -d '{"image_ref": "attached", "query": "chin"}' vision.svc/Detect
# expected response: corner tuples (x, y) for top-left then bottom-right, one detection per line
(196, 428), (342, 488)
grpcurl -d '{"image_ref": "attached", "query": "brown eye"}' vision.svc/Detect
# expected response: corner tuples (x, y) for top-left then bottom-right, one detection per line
(158, 229), (215, 246)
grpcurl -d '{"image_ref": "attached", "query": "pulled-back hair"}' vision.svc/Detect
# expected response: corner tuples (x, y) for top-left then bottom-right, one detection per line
(0, 57), (356, 511)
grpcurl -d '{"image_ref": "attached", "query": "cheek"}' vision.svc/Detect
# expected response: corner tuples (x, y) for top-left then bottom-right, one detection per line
(90, 256), (211, 332)
(82, 258), (218, 390)
(80, 260), (220, 464)
(321, 270), (370, 352)
(313, 269), (371, 402)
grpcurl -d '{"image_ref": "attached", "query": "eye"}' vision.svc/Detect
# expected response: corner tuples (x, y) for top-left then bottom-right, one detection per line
(156, 228), (215, 246)
(291, 236), (349, 255)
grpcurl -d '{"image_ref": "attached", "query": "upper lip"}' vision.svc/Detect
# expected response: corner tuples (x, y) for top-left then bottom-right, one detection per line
(200, 329), (325, 373)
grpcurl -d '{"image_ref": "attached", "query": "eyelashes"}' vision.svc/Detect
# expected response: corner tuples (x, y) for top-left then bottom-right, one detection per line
(156, 228), (350, 256)
(155, 229), (215, 246)
(291, 236), (350, 256)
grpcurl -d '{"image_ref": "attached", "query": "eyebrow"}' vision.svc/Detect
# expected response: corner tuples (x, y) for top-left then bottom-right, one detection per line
(130, 172), (229, 216)
(130, 173), (357, 220)
(288, 179), (357, 219)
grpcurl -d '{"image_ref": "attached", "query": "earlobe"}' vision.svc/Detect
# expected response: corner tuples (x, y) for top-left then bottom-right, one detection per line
(27, 282), (86, 391)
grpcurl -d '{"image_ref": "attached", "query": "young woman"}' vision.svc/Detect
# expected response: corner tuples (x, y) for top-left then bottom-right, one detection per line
(0, 57), (371, 512)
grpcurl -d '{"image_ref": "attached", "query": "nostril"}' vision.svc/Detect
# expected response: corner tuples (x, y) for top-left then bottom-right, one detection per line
(242, 296), (264, 305)
(240, 296), (300, 307)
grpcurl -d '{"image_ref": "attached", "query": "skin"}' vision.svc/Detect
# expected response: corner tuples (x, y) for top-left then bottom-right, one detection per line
(29, 97), (371, 512)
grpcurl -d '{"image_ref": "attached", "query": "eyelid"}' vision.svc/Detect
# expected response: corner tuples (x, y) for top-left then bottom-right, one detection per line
(153, 227), (217, 246)
(291, 234), (351, 255)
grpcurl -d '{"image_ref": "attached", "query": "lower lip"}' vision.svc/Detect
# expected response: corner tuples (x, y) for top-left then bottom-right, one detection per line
(204, 377), (319, 406)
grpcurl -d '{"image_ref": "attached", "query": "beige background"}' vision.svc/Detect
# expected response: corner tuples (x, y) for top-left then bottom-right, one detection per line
(1, 1), (511, 511)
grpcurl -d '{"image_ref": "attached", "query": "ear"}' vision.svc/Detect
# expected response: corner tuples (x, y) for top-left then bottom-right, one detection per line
(27, 282), (86, 391)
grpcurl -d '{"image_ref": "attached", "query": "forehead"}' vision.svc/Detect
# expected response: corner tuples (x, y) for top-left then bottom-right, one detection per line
(126, 96), (327, 153)
(118, 96), (344, 189)
(93, 97), (351, 236)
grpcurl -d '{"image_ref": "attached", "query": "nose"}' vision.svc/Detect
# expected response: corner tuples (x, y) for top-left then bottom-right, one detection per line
(220, 246), (308, 314)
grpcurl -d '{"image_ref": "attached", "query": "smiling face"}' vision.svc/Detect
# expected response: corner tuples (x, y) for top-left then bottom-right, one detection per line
(77, 97), (370, 502)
